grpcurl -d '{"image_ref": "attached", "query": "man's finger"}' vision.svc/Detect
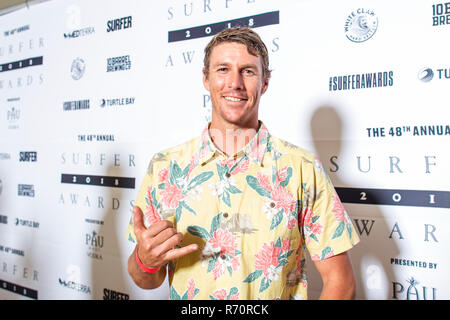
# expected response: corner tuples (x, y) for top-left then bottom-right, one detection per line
(162, 244), (199, 261)
(133, 205), (146, 235)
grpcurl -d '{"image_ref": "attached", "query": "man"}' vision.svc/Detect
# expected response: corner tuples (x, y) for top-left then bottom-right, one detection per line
(126, 27), (360, 300)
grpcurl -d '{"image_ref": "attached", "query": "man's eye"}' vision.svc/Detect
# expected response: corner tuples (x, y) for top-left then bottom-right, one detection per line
(243, 69), (255, 75)
(218, 67), (227, 72)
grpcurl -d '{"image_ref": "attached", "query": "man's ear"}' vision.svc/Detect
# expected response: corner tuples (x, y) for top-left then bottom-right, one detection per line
(261, 77), (269, 95)
(202, 67), (210, 91)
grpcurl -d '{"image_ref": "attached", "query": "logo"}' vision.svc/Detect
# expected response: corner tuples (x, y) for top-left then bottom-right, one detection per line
(103, 288), (129, 300)
(6, 98), (20, 130)
(63, 26), (95, 39)
(418, 67), (450, 82)
(392, 277), (437, 300)
(432, 2), (450, 26)
(329, 71), (393, 91)
(19, 151), (37, 162)
(344, 9), (378, 42)
(58, 278), (91, 294)
(0, 279), (38, 299)
(15, 217), (39, 229)
(63, 99), (90, 111)
(100, 97), (135, 108)
(0, 215), (7, 224)
(106, 55), (131, 72)
(18, 184), (35, 197)
(4, 24), (30, 37)
(71, 57), (85, 80)
(85, 230), (104, 260)
(106, 16), (132, 32)
(0, 56), (43, 73)
(418, 68), (434, 82)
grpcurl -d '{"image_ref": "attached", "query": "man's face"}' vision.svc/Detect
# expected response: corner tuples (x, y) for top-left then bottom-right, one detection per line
(203, 42), (268, 128)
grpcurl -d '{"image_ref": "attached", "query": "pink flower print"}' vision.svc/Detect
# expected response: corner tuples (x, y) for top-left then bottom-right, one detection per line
(212, 289), (227, 300)
(255, 241), (280, 278)
(230, 256), (240, 271)
(208, 229), (237, 255)
(257, 172), (272, 192)
(187, 278), (196, 300)
(160, 184), (186, 209)
(310, 221), (323, 235)
(212, 260), (225, 280)
(286, 214), (297, 230)
(282, 237), (291, 252)
(332, 195), (349, 223)
(271, 186), (295, 214)
(231, 159), (249, 175)
(275, 167), (288, 185)
(158, 168), (169, 183)
(144, 187), (161, 225)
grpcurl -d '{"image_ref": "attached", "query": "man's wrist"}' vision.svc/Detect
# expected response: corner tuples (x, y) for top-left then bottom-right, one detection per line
(135, 249), (161, 274)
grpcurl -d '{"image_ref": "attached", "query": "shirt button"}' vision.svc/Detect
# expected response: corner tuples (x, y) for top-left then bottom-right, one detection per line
(225, 172), (231, 178)
(221, 255), (226, 260)
(223, 212), (229, 218)
(270, 202), (276, 208)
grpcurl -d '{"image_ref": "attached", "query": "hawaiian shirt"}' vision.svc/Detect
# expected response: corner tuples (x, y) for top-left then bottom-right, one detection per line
(126, 121), (360, 300)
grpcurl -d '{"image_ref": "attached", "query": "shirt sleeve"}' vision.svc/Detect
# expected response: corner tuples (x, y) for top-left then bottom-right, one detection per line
(125, 154), (174, 243)
(301, 156), (360, 261)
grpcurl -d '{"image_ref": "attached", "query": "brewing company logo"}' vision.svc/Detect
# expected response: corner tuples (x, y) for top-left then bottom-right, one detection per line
(106, 55), (131, 72)
(392, 277), (437, 300)
(418, 67), (450, 82)
(432, 2), (450, 26)
(71, 57), (85, 80)
(19, 151), (37, 162)
(106, 16), (132, 32)
(63, 99), (90, 111)
(18, 184), (35, 197)
(99, 97), (135, 108)
(63, 26), (95, 39)
(329, 71), (393, 91)
(418, 68), (434, 82)
(344, 9), (378, 42)
(85, 230), (104, 260)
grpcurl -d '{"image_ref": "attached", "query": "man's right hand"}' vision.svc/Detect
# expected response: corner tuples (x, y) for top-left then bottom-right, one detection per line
(132, 205), (199, 270)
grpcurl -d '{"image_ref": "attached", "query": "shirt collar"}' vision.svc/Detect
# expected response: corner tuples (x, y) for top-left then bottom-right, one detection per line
(198, 121), (270, 167)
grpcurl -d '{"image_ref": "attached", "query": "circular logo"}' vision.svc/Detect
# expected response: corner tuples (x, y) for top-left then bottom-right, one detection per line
(345, 9), (378, 43)
(71, 57), (85, 80)
(418, 68), (434, 82)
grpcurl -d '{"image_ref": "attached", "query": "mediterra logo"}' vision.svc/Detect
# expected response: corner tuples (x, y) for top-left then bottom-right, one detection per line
(329, 71), (393, 91)
(63, 27), (95, 39)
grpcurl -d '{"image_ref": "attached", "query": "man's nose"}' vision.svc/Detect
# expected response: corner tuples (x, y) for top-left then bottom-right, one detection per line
(227, 69), (244, 89)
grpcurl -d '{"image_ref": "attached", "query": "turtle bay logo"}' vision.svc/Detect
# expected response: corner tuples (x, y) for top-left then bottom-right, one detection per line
(418, 67), (450, 82)
(392, 277), (437, 300)
(71, 57), (85, 80)
(344, 8), (378, 43)
(100, 97), (135, 108)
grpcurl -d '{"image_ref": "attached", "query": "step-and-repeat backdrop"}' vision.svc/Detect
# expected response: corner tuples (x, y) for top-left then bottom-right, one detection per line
(0, 0), (449, 300)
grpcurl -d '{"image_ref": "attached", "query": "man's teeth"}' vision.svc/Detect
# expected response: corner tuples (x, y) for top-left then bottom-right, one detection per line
(224, 96), (242, 102)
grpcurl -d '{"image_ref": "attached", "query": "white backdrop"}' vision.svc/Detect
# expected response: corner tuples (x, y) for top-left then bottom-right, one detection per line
(0, 0), (449, 300)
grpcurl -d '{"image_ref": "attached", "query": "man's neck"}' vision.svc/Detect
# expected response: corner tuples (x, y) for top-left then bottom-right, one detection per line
(209, 119), (260, 157)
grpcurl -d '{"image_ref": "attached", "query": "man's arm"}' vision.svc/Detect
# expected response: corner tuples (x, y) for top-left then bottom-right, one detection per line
(127, 206), (198, 289)
(313, 251), (356, 300)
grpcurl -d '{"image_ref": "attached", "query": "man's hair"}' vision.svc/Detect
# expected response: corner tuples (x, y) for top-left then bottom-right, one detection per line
(203, 27), (271, 81)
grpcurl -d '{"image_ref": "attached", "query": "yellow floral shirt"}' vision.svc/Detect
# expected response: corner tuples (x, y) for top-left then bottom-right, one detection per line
(126, 122), (359, 300)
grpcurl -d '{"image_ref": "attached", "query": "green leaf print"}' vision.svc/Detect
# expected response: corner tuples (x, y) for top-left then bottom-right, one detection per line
(187, 225), (211, 240)
(246, 175), (271, 198)
(321, 246), (333, 260)
(331, 221), (345, 239)
(270, 209), (284, 230)
(243, 270), (263, 283)
(170, 286), (181, 300)
(210, 213), (222, 234)
(187, 171), (214, 191)
(259, 277), (271, 293)
(279, 167), (293, 187)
